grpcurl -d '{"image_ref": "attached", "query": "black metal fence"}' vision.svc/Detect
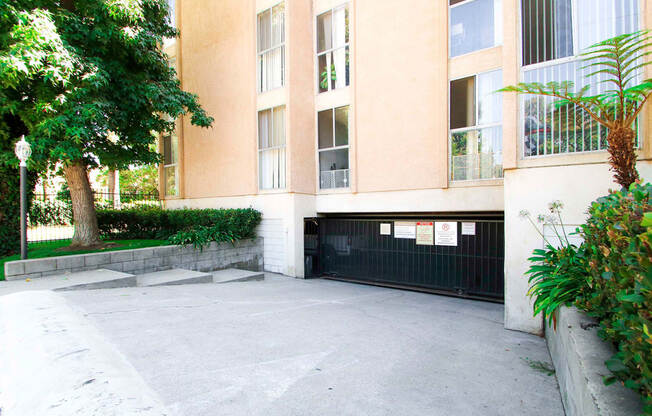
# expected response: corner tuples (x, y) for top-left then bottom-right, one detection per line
(28, 192), (160, 243)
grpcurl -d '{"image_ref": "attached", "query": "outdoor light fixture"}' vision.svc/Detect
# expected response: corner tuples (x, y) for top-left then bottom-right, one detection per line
(14, 136), (32, 167)
(14, 135), (31, 259)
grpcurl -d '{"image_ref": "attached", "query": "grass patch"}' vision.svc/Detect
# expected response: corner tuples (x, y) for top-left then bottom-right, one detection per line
(0, 239), (169, 281)
(521, 357), (556, 376)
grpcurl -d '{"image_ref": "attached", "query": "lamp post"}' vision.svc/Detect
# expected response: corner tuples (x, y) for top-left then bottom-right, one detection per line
(14, 136), (31, 260)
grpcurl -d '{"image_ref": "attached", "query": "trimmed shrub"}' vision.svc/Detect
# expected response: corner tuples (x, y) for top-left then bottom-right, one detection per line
(577, 183), (652, 411)
(29, 198), (72, 226)
(96, 207), (262, 243)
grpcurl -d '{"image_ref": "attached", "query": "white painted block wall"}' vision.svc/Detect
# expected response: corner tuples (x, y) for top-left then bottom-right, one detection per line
(257, 219), (287, 274)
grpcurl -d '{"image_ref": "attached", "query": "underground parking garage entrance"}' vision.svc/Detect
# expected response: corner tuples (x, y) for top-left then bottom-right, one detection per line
(304, 214), (504, 302)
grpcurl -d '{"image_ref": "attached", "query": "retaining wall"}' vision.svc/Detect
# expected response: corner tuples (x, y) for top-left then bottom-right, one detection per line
(4, 238), (263, 280)
(546, 306), (642, 416)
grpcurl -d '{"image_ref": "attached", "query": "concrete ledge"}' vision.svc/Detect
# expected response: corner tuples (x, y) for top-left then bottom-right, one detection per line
(0, 291), (169, 415)
(4, 238), (264, 280)
(546, 306), (643, 416)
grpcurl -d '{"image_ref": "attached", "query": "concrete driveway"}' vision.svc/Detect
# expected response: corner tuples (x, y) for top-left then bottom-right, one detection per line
(56, 274), (563, 416)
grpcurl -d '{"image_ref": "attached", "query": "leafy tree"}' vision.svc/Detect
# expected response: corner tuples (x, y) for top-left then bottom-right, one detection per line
(501, 30), (652, 189)
(0, 0), (213, 247)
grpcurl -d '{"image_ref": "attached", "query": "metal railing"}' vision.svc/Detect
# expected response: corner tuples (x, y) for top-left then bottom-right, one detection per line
(28, 192), (160, 243)
(451, 153), (503, 182)
(320, 169), (349, 190)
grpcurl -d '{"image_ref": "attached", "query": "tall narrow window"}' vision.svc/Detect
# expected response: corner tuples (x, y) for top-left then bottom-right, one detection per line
(520, 0), (640, 157)
(258, 106), (286, 190)
(449, 0), (503, 57)
(163, 129), (179, 197)
(257, 3), (285, 93)
(449, 70), (503, 181)
(318, 106), (350, 189)
(317, 4), (349, 93)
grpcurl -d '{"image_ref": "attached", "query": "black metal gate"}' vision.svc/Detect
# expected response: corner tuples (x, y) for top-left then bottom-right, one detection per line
(305, 216), (504, 302)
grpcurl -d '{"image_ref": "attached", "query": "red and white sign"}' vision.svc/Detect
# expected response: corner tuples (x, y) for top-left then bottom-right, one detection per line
(435, 222), (458, 246)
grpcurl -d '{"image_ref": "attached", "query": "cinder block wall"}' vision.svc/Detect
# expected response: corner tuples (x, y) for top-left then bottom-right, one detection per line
(4, 238), (263, 281)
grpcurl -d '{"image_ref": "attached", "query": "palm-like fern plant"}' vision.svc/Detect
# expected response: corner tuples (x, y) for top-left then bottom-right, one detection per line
(501, 30), (652, 189)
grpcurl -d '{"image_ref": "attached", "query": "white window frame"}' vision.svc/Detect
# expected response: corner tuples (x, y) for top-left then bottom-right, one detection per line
(448, 70), (504, 182)
(257, 2), (285, 94)
(517, 0), (643, 158)
(163, 131), (179, 197)
(316, 3), (350, 94)
(258, 106), (286, 190)
(449, 0), (503, 59)
(317, 106), (350, 190)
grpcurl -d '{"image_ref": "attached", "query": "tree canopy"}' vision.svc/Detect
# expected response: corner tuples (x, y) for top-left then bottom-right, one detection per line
(0, 0), (213, 247)
(0, 0), (213, 170)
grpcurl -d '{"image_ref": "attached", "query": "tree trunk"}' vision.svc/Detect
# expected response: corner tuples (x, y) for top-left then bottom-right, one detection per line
(63, 161), (102, 247)
(607, 126), (639, 189)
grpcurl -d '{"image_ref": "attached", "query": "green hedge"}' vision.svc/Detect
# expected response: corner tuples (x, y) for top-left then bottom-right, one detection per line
(577, 183), (651, 412)
(96, 207), (262, 243)
(0, 166), (36, 257)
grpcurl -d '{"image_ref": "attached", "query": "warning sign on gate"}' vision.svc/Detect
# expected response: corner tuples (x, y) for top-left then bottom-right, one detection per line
(435, 222), (458, 246)
(416, 222), (434, 246)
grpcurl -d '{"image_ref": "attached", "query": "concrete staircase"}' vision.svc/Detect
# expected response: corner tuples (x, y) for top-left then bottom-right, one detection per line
(50, 268), (264, 291)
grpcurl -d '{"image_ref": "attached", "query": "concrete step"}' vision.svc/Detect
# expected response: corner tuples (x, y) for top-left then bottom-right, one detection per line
(137, 268), (213, 287)
(52, 269), (137, 292)
(212, 268), (265, 284)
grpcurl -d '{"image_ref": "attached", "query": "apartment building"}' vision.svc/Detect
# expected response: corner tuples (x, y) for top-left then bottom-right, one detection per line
(160, 0), (652, 334)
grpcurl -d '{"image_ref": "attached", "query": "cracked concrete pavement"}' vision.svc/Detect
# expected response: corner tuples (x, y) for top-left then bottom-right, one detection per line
(53, 274), (564, 416)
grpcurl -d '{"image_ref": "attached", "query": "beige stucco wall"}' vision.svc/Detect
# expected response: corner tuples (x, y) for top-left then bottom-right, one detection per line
(353, 0), (447, 193)
(287, 0), (316, 195)
(178, 0), (258, 199)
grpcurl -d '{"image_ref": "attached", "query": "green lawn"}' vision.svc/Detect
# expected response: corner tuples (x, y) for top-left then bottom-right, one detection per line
(0, 239), (169, 280)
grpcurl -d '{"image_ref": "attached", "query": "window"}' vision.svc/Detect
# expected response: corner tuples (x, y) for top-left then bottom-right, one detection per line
(258, 106), (286, 190)
(520, 0), (640, 157)
(318, 106), (349, 189)
(163, 130), (179, 197)
(449, 0), (502, 57)
(317, 4), (349, 93)
(257, 3), (285, 93)
(449, 70), (503, 181)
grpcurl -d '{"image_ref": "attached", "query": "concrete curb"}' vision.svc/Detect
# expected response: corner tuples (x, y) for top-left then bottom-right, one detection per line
(0, 291), (171, 415)
(546, 306), (642, 416)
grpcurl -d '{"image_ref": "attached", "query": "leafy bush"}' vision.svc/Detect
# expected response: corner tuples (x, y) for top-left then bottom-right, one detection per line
(523, 185), (652, 413)
(168, 226), (241, 249)
(577, 183), (651, 411)
(96, 207), (262, 244)
(29, 198), (72, 226)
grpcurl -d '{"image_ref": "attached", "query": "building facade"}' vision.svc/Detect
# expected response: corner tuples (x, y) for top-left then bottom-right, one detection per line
(161, 0), (652, 334)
